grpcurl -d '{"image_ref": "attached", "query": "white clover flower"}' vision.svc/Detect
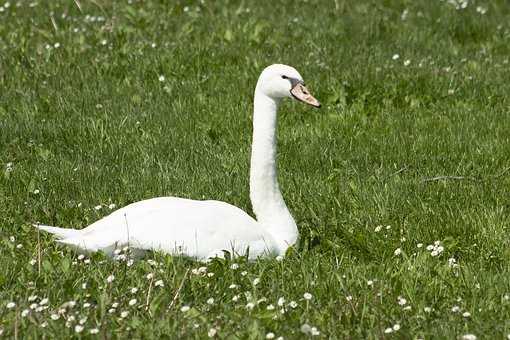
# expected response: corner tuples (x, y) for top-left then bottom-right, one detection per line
(29, 259), (37, 265)
(83, 302), (91, 308)
(106, 275), (115, 283)
(266, 304), (275, 310)
(232, 295), (239, 302)
(129, 299), (137, 306)
(75, 325), (84, 333)
(417, 243), (423, 248)
(90, 328), (99, 334)
(16, 243), (22, 249)
(94, 205), (102, 210)
(6, 302), (16, 309)
(240, 271), (248, 276)
(289, 301), (298, 308)
(384, 328), (393, 334)
(155, 280), (164, 287)
(310, 327), (320, 336)
(180, 305), (190, 313)
(9, 236), (15, 242)
(245, 302), (255, 310)
(404, 60), (411, 66)
(303, 292), (313, 300)
(392, 54), (400, 60)
(146, 273), (154, 280)
(120, 311), (129, 318)
(394, 248), (402, 256)
(374, 225), (382, 232)
(461, 335), (477, 340)
(108, 203), (116, 209)
(207, 272), (214, 277)
(208, 328), (217, 337)
(367, 280), (373, 286)
(393, 324), (401, 331)
(228, 284), (238, 289)
(463, 311), (471, 318)
(79, 317), (87, 325)
(21, 309), (29, 317)
(230, 263), (239, 270)
(301, 324), (312, 334)
(28, 295), (37, 302)
(266, 332), (275, 339)
(111, 302), (119, 308)
(403, 305), (412, 311)
(158, 75), (165, 82)
(130, 287), (138, 294)
(108, 308), (116, 314)
(77, 254), (85, 260)
(346, 295), (353, 301)
(40, 298), (48, 305)
(41, 321), (48, 328)
(397, 296), (407, 306)
(151, 43), (157, 48)
(277, 297), (285, 306)
(253, 278), (260, 286)
(451, 305), (460, 313)
(33, 189), (40, 194)
(426, 244), (434, 251)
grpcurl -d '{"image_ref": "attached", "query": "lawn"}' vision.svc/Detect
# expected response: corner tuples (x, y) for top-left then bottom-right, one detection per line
(1, 0), (510, 338)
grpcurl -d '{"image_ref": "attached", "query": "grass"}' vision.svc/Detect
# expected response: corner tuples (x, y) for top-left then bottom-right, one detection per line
(1, 0), (510, 338)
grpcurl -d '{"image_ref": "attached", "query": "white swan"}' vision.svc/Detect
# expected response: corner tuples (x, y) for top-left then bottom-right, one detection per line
(36, 64), (321, 261)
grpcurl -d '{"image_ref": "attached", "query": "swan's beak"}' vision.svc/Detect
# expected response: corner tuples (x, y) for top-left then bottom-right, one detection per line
(290, 83), (321, 108)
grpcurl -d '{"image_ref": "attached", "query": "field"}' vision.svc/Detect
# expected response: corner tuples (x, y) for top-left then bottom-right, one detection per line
(1, 0), (510, 338)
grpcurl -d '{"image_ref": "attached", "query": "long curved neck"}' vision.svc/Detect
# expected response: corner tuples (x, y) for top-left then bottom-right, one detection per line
(249, 89), (298, 252)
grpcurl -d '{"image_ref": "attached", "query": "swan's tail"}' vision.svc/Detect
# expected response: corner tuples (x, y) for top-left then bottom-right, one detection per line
(34, 224), (81, 239)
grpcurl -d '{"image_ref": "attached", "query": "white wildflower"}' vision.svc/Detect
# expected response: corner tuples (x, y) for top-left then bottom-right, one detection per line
(181, 305), (190, 313)
(303, 292), (313, 300)
(245, 302), (255, 310)
(393, 324), (401, 331)
(106, 275), (115, 283)
(75, 325), (84, 333)
(461, 335), (477, 340)
(155, 280), (164, 287)
(129, 299), (137, 306)
(21, 309), (29, 317)
(463, 311), (471, 318)
(50, 313), (60, 320)
(451, 305), (460, 313)
(6, 302), (16, 309)
(207, 298), (214, 305)
(392, 54), (400, 60)
(120, 311), (129, 318)
(208, 328), (217, 337)
(158, 75), (165, 82)
(253, 278), (260, 286)
(90, 328), (99, 334)
(394, 248), (402, 256)
(266, 332), (275, 339)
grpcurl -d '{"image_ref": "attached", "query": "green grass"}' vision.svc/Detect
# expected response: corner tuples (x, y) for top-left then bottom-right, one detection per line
(1, 0), (510, 338)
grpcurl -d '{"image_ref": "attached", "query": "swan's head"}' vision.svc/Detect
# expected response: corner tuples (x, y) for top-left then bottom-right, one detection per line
(256, 64), (321, 108)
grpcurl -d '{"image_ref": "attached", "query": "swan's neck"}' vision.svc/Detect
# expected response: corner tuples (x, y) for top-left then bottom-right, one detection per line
(249, 90), (298, 253)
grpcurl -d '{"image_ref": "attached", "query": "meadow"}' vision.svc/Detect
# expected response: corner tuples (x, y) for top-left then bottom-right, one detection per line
(1, 0), (510, 338)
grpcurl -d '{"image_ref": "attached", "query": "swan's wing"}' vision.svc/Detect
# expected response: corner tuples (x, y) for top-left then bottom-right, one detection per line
(57, 197), (276, 260)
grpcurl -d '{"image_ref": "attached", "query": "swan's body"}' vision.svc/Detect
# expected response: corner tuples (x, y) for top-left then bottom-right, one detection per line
(36, 64), (320, 261)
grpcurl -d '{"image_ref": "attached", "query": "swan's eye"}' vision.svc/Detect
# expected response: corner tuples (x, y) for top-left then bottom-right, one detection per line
(281, 75), (288, 79)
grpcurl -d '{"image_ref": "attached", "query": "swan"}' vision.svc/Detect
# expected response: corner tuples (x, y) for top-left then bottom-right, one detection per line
(35, 64), (321, 261)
